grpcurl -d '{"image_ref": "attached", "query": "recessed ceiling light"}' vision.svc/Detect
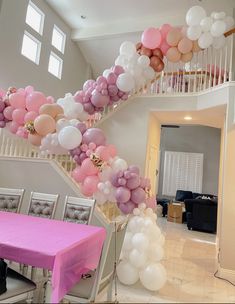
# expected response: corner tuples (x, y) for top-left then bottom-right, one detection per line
(184, 116), (192, 121)
(81, 15), (86, 19)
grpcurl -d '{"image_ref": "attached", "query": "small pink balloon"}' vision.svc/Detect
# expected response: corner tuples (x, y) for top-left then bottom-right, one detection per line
(83, 175), (99, 194)
(118, 201), (136, 214)
(112, 65), (125, 76)
(131, 187), (146, 204)
(95, 146), (110, 161)
(141, 27), (162, 50)
(160, 39), (170, 55)
(25, 86), (34, 95)
(8, 121), (20, 134)
(47, 96), (54, 104)
(107, 144), (117, 157)
(72, 167), (86, 183)
(9, 93), (26, 109)
(80, 183), (94, 197)
(24, 111), (38, 123)
(146, 196), (157, 210)
(160, 24), (172, 39)
(26, 91), (47, 112)
(106, 73), (117, 85)
(81, 158), (99, 176)
(3, 106), (14, 120)
(12, 108), (27, 125)
(88, 142), (96, 150)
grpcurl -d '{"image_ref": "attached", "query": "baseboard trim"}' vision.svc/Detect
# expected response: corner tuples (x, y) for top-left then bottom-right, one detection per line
(217, 264), (235, 285)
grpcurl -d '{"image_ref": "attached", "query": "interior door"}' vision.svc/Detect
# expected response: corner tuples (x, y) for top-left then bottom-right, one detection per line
(146, 145), (159, 196)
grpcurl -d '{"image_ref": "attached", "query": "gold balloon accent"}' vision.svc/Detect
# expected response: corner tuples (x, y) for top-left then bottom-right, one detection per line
(90, 153), (104, 170)
(6, 87), (17, 97)
(24, 121), (35, 134)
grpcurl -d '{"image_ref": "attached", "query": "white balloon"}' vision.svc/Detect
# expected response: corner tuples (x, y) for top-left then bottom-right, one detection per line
(131, 65), (142, 77)
(224, 16), (235, 31)
(132, 233), (149, 251)
(117, 261), (139, 285)
(139, 263), (167, 291)
(120, 41), (136, 58)
(40, 133), (67, 155)
(93, 191), (107, 205)
(159, 234), (166, 247)
(214, 12), (225, 20)
(116, 73), (135, 92)
(200, 17), (213, 32)
(128, 216), (141, 234)
(115, 55), (129, 67)
(187, 25), (202, 40)
(143, 66), (155, 80)
(111, 158), (128, 172)
(129, 249), (147, 268)
(147, 243), (164, 262)
(212, 35), (226, 49)
(56, 118), (69, 132)
(186, 6), (207, 26)
(102, 69), (111, 78)
(198, 32), (213, 49)
(211, 20), (226, 37)
(138, 55), (150, 67)
(58, 126), (82, 150)
(122, 231), (134, 251)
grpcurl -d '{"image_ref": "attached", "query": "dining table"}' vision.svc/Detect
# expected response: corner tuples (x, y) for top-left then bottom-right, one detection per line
(0, 211), (106, 303)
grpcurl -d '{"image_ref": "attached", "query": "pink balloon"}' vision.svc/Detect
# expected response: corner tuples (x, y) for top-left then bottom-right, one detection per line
(96, 76), (107, 86)
(131, 187), (146, 204)
(112, 65), (125, 76)
(26, 91), (47, 112)
(12, 109), (27, 125)
(25, 86), (34, 95)
(141, 27), (162, 50)
(115, 187), (131, 203)
(95, 146), (110, 161)
(24, 111), (38, 123)
(3, 106), (14, 120)
(118, 201), (136, 214)
(178, 37), (193, 54)
(126, 174), (141, 190)
(46, 96), (54, 104)
(8, 121), (20, 134)
(91, 90), (110, 107)
(146, 196), (157, 210)
(160, 24), (172, 39)
(107, 144), (117, 157)
(9, 93), (26, 109)
(80, 183), (94, 197)
(83, 175), (99, 195)
(72, 167), (86, 183)
(81, 158), (99, 176)
(160, 39), (170, 55)
(106, 73), (117, 85)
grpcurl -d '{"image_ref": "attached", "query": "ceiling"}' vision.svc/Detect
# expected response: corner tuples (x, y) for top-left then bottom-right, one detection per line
(46, 0), (235, 77)
(153, 105), (226, 128)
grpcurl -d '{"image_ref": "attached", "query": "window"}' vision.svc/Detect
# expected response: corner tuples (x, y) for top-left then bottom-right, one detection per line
(48, 52), (63, 79)
(25, 1), (44, 35)
(52, 25), (66, 53)
(21, 31), (41, 64)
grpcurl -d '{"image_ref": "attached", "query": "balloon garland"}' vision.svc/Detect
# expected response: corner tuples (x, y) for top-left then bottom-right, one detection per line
(0, 6), (234, 291)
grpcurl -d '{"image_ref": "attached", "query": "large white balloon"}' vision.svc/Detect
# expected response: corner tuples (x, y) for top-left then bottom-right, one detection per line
(187, 25), (202, 40)
(147, 243), (164, 262)
(143, 66), (155, 80)
(210, 20), (226, 37)
(212, 35), (226, 49)
(139, 263), (167, 291)
(132, 233), (149, 251)
(198, 32), (213, 49)
(186, 6), (207, 26)
(122, 232), (134, 251)
(224, 16), (235, 31)
(138, 55), (150, 67)
(129, 249), (147, 268)
(116, 73), (135, 92)
(117, 261), (139, 285)
(200, 17), (213, 32)
(58, 126), (82, 150)
(111, 157), (128, 172)
(120, 41), (136, 58)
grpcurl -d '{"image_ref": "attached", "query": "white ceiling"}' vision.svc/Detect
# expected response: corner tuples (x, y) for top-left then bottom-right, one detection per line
(46, 0), (235, 77)
(153, 105), (226, 128)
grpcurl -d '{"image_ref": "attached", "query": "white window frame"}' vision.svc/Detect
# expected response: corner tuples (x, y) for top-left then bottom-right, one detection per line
(51, 25), (66, 54)
(25, 0), (45, 35)
(21, 31), (41, 65)
(48, 51), (63, 79)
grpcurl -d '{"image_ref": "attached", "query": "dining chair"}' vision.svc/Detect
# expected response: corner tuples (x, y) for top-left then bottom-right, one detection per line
(0, 268), (36, 303)
(0, 187), (25, 213)
(62, 196), (96, 225)
(63, 212), (127, 303)
(23, 192), (59, 279)
(27, 192), (59, 219)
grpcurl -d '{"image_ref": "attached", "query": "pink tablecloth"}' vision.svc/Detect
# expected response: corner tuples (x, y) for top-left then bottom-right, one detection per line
(0, 211), (106, 303)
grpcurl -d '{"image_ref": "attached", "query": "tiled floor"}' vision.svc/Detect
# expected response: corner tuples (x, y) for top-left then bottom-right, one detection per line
(98, 218), (235, 303)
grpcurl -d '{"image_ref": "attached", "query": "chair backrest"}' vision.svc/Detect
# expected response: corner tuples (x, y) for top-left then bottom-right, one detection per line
(0, 187), (25, 213)
(62, 196), (95, 225)
(27, 192), (59, 219)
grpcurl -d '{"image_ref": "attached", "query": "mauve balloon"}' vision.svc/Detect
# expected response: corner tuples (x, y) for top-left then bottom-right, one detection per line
(115, 187), (131, 203)
(131, 187), (146, 204)
(82, 128), (106, 146)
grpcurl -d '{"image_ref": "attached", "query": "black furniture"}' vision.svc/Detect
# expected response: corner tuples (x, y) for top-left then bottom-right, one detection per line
(185, 197), (218, 233)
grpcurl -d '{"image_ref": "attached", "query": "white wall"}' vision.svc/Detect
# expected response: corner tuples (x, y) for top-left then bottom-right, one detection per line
(0, 0), (88, 98)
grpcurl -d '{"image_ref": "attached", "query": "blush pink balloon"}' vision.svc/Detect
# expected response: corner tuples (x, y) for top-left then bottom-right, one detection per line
(26, 91), (47, 112)
(80, 183), (94, 197)
(81, 158), (99, 176)
(9, 93), (26, 109)
(12, 109), (27, 125)
(107, 144), (117, 157)
(131, 187), (146, 204)
(160, 39), (170, 55)
(160, 24), (172, 39)
(24, 111), (38, 123)
(178, 37), (193, 54)
(3, 106), (14, 120)
(141, 27), (162, 49)
(95, 146), (110, 161)
(106, 72), (117, 85)
(83, 175), (99, 195)
(118, 201), (136, 214)
(146, 196), (157, 210)
(166, 28), (182, 47)
(72, 167), (86, 183)
(8, 121), (20, 134)
(46, 96), (54, 104)
(25, 86), (34, 95)
(115, 187), (131, 203)
(166, 47), (181, 63)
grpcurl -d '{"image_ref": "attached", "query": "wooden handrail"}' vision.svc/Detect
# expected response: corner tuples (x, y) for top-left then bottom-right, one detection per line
(224, 27), (235, 37)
